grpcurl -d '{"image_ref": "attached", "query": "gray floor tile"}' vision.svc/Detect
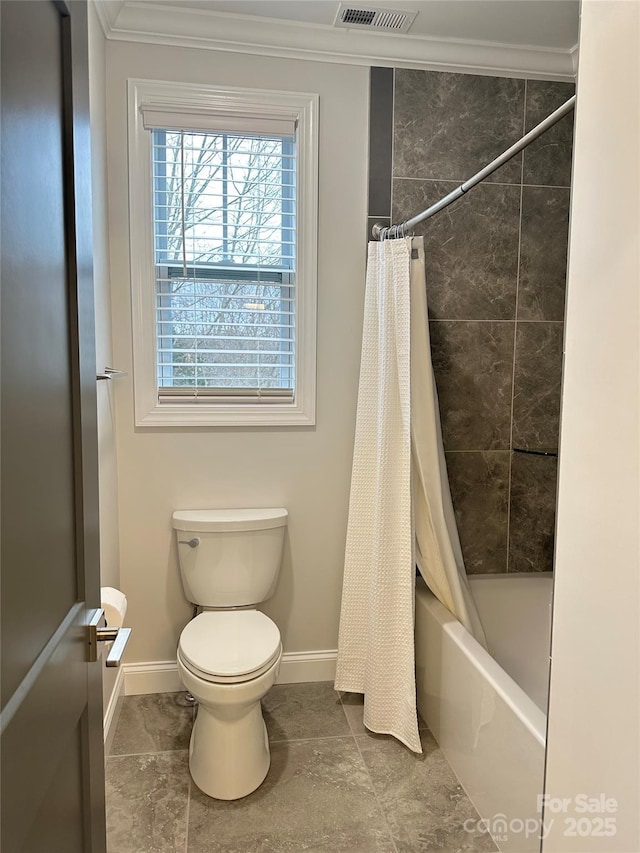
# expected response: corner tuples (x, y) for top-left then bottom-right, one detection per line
(356, 730), (497, 852)
(340, 692), (428, 737)
(339, 691), (368, 735)
(262, 681), (351, 742)
(110, 692), (194, 756)
(106, 751), (190, 853)
(106, 688), (497, 853)
(394, 825), (497, 853)
(187, 738), (396, 852)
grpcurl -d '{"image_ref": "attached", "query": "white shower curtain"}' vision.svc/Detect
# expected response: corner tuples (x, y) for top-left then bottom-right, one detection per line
(335, 236), (485, 754)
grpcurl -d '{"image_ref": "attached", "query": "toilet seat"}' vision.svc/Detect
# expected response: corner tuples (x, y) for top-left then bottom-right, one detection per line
(179, 610), (281, 684)
(178, 646), (281, 685)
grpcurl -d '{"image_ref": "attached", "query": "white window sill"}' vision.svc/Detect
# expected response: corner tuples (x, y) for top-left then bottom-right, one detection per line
(135, 403), (316, 428)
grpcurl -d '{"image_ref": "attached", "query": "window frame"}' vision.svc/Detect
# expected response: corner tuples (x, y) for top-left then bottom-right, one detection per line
(127, 79), (318, 426)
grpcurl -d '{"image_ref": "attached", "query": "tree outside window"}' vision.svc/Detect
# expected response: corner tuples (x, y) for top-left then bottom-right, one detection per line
(152, 129), (296, 391)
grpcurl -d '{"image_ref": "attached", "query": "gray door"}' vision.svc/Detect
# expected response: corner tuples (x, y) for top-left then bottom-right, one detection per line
(1, 1), (107, 850)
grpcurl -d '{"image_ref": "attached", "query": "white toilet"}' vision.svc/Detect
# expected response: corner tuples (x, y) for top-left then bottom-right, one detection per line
(172, 508), (287, 800)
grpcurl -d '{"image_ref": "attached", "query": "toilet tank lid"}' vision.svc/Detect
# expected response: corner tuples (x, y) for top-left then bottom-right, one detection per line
(172, 508), (288, 532)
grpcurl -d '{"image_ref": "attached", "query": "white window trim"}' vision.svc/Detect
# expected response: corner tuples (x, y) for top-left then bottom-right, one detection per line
(127, 79), (319, 427)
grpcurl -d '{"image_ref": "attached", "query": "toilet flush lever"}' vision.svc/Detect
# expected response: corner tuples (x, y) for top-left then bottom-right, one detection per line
(178, 537), (200, 548)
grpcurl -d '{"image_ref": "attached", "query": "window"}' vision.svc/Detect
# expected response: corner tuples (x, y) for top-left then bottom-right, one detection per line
(127, 81), (318, 426)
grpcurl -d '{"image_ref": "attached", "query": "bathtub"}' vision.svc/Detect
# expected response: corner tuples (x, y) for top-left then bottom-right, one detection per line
(415, 573), (553, 853)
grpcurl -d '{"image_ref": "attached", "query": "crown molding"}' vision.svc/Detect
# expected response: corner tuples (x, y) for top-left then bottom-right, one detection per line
(95, 0), (576, 81)
(91, 0), (125, 38)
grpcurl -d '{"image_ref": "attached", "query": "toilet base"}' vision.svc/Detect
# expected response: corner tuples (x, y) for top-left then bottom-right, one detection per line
(177, 649), (281, 800)
(189, 699), (270, 800)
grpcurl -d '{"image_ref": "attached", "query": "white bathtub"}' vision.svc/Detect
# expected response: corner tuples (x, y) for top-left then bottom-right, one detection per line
(415, 573), (553, 853)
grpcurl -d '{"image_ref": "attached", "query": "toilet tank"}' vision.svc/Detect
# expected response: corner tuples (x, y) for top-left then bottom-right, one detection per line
(172, 509), (288, 607)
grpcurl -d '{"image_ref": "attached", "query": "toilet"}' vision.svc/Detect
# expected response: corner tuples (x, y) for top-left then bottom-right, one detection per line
(172, 508), (287, 800)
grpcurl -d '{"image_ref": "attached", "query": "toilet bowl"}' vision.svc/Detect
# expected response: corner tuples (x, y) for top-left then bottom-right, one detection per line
(177, 610), (282, 800)
(172, 508), (288, 800)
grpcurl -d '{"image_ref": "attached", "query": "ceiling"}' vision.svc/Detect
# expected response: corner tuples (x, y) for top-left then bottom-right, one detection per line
(151, 1), (580, 50)
(96, 0), (580, 79)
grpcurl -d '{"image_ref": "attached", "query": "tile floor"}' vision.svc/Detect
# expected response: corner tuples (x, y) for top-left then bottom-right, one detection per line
(106, 683), (497, 853)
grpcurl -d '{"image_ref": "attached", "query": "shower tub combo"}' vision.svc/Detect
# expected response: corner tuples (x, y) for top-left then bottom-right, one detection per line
(415, 572), (553, 853)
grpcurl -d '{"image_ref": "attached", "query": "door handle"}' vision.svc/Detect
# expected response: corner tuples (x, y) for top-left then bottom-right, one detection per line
(96, 366), (128, 381)
(87, 608), (132, 666)
(98, 626), (132, 667)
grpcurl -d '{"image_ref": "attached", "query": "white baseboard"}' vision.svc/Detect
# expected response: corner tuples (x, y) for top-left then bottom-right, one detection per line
(276, 649), (337, 684)
(122, 649), (338, 696)
(103, 665), (125, 747)
(123, 660), (183, 695)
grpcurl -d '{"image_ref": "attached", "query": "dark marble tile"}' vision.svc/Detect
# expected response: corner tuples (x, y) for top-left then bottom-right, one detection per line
(339, 692), (427, 736)
(356, 730), (497, 852)
(446, 451), (510, 574)
(110, 692), (194, 756)
(369, 67), (394, 217)
(392, 179), (520, 319)
(429, 321), (515, 450)
(106, 751), (190, 853)
(523, 80), (575, 187)
(518, 186), (571, 321)
(394, 69), (525, 184)
(512, 322), (564, 451)
(186, 738), (396, 852)
(262, 681), (351, 742)
(509, 452), (558, 573)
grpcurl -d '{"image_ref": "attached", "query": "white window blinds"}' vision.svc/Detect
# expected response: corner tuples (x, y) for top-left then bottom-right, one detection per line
(145, 108), (297, 404)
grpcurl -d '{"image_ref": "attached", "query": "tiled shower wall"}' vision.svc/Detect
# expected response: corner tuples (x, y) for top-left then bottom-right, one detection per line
(368, 68), (574, 573)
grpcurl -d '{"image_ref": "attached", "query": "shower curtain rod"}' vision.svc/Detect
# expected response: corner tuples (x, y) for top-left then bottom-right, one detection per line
(372, 94), (576, 241)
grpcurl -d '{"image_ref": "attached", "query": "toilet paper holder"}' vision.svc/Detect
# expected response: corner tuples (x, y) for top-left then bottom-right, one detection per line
(87, 608), (132, 667)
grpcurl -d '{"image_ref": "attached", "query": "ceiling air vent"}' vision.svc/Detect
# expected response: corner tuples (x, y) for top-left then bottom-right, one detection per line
(334, 4), (418, 34)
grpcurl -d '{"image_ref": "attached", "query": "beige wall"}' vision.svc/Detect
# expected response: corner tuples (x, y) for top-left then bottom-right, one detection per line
(543, 2), (640, 850)
(105, 41), (369, 664)
(88, 2), (122, 712)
